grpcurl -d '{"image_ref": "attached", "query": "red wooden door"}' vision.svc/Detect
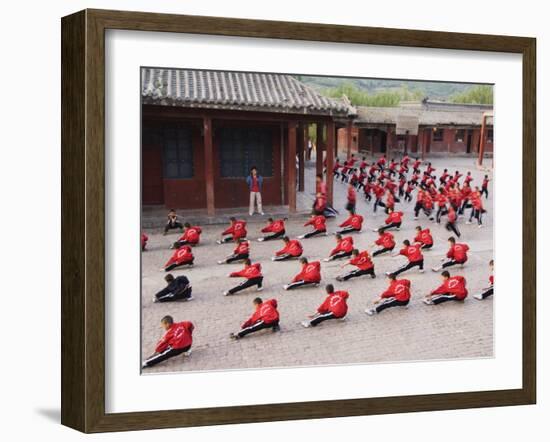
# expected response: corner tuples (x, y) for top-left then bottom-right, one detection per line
(142, 146), (164, 205)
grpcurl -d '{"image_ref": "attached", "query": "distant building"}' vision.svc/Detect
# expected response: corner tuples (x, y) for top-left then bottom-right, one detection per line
(141, 68), (356, 213)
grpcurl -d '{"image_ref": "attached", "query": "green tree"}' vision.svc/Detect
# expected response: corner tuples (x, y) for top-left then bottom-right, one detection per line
(450, 85), (493, 104)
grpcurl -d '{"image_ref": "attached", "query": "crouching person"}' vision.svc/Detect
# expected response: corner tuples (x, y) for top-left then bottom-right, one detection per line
(424, 271), (468, 305)
(223, 259), (263, 296)
(283, 257), (321, 290)
(272, 236), (303, 261)
(142, 316), (193, 368)
(163, 244), (194, 271)
(336, 249), (376, 281)
(230, 298), (280, 340)
(365, 274), (410, 315)
(301, 284), (349, 328)
(153, 274), (193, 303)
(218, 238), (250, 265)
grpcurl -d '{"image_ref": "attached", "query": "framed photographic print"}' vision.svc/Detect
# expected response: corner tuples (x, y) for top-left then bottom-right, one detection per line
(61, 9), (536, 433)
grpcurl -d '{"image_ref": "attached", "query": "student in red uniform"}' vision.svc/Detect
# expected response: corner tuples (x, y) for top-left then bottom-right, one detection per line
(432, 237), (469, 271)
(412, 157), (422, 174)
(475, 259), (494, 300)
(385, 190), (396, 213)
(377, 208), (403, 232)
(336, 210), (363, 234)
(372, 229), (396, 257)
(218, 238), (250, 264)
(365, 274), (411, 315)
(142, 316), (193, 368)
(332, 158), (342, 179)
(467, 187), (484, 227)
(301, 284), (349, 328)
(404, 181), (414, 203)
(316, 173), (328, 197)
(173, 223), (202, 249)
(313, 192), (327, 216)
(424, 271), (468, 305)
(387, 240), (424, 277)
(283, 258), (322, 290)
(324, 234), (354, 262)
(346, 183), (357, 214)
(337, 249), (376, 281)
(223, 259), (263, 295)
(425, 162), (436, 175)
(463, 171), (474, 186)
(445, 204), (461, 237)
(421, 190), (435, 220)
(141, 232), (148, 251)
(435, 189), (449, 224)
(439, 168), (449, 185)
(272, 236), (303, 261)
(376, 154), (387, 171)
(163, 244), (194, 271)
(230, 297), (280, 339)
(414, 226), (434, 249)
(458, 182), (472, 215)
(258, 217), (286, 242)
(217, 217), (247, 244)
(163, 209), (183, 235)
(481, 175), (490, 199)
(299, 214), (328, 239)
(153, 274), (193, 303)
(372, 181), (386, 212)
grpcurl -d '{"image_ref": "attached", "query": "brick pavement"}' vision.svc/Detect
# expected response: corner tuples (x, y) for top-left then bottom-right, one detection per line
(141, 157), (493, 373)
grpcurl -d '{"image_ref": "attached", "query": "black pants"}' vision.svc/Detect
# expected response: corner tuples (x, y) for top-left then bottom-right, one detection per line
(480, 287), (494, 299)
(286, 280), (319, 290)
(445, 221), (461, 237)
(345, 202), (356, 214)
(238, 320), (279, 338)
(273, 253), (300, 261)
(469, 208), (483, 225)
(336, 226), (360, 234)
(364, 192), (372, 201)
(164, 221), (183, 233)
(165, 259), (194, 272)
(375, 297), (409, 313)
(404, 192), (412, 202)
(373, 246), (393, 257)
(431, 293), (463, 305)
(441, 259), (465, 269)
(173, 239), (198, 248)
(303, 229), (326, 239)
(420, 243), (433, 250)
(374, 198), (386, 212)
(481, 187), (489, 199)
(459, 200), (472, 215)
(328, 250), (353, 261)
(228, 277), (263, 295)
(436, 206), (448, 223)
(220, 236), (235, 243)
(143, 345), (191, 367)
(391, 259), (423, 277)
(310, 312), (338, 326)
(340, 267), (375, 281)
(225, 253), (249, 264)
(379, 222), (401, 232)
(155, 286), (192, 302)
(261, 230), (285, 241)
(414, 202), (423, 217)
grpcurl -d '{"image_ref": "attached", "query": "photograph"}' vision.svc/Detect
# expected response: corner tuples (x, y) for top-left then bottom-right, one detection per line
(139, 67), (495, 373)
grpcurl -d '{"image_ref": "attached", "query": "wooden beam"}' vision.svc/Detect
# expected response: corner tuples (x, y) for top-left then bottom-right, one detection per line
(326, 121), (335, 206)
(287, 122), (297, 213)
(316, 123), (324, 176)
(478, 115), (487, 166)
(203, 116), (215, 216)
(346, 120), (353, 159)
(297, 124), (305, 192)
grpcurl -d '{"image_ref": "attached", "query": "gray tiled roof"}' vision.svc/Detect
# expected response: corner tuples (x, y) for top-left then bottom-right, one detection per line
(141, 68), (355, 117)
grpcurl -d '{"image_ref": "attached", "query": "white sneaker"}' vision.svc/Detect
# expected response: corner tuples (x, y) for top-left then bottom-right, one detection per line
(184, 296), (194, 302)
(216, 240), (223, 245)
(183, 349), (192, 357)
(257, 238), (264, 242)
(301, 320), (311, 328)
(297, 235), (305, 239)
(257, 287), (264, 292)
(432, 267), (440, 272)
(217, 260), (225, 265)
(323, 258), (330, 262)
(474, 294), (483, 300)
(271, 257), (277, 261)
(478, 224), (484, 228)
(152, 296), (158, 303)
(423, 298), (433, 305)
(324, 232), (329, 236)
(465, 221), (472, 225)
(365, 308), (375, 316)
(419, 268), (425, 273)
(249, 212), (253, 216)
(339, 316), (347, 322)
(414, 216), (419, 220)
(223, 291), (230, 296)
(260, 212), (265, 216)
(372, 228), (378, 232)
(283, 284), (289, 290)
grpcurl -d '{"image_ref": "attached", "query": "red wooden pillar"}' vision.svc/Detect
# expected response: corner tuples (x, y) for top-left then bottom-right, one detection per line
(478, 115), (487, 166)
(297, 123), (305, 192)
(203, 116), (215, 216)
(287, 122), (297, 213)
(346, 120), (353, 159)
(316, 123), (324, 176)
(326, 120), (335, 206)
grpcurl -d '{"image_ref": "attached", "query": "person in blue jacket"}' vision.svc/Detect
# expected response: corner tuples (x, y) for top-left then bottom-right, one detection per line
(246, 166), (264, 216)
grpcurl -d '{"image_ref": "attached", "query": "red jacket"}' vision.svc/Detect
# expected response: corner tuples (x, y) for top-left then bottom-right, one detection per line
(261, 219), (285, 234)
(242, 299), (279, 328)
(447, 243), (469, 263)
(386, 192), (395, 209)
(381, 279), (411, 302)
(385, 211), (403, 225)
(233, 241), (250, 256)
(292, 261), (321, 283)
(165, 246), (194, 267)
(230, 262), (262, 279)
(431, 276), (468, 299)
(222, 220), (247, 240)
(377, 156), (387, 166)
(350, 251), (374, 270)
(399, 244), (423, 263)
(141, 233), (148, 249)
(276, 240), (303, 257)
(412, 160), (421, 169)
(464, 175), (474, 185)
(318, 291), (349, 318)
(375, 232), (395, 249)
(471, 192), (483, 210)
(340, 214), (363, 230)
(373, 184), (385, 198)
(447, 206), (457, 223)
(155, 321), (194, 353)
(178, 226), (202, 245)
(331, 236), (354, 255)
(347, 186), (357, 203)
(414, 228), (433, 246)
(435, 193), (448, 207)
(314, 195), (327, 213)
(422, 193), (434, 209)
(489, 274), (494, 286)
(305, 215), (327, 232)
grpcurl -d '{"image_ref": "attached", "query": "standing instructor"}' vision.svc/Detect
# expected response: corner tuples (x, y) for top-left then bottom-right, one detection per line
(246, 166), (264, 216)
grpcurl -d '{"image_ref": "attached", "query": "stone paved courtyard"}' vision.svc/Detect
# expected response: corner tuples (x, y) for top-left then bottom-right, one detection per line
(141, 156), (494, 374)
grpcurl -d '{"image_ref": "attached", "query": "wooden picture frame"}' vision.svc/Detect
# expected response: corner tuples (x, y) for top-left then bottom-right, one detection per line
(61, 8), (536, 433)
